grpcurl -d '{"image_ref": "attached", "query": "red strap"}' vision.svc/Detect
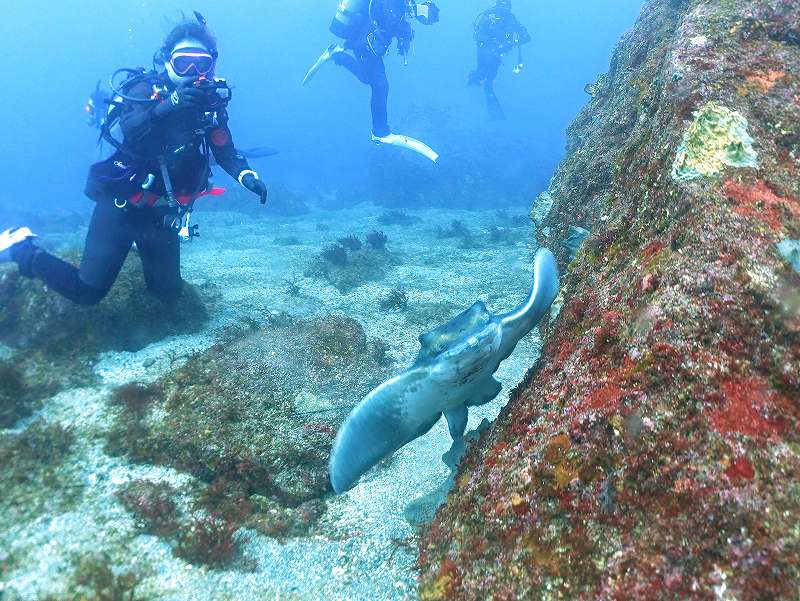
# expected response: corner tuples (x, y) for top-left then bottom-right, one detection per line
(175, 187), (227, 205)
(129, 188), (226, 206)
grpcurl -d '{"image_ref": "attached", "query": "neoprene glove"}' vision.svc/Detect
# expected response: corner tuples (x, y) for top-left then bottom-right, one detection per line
(241, 172), (268, 204)
(153, 86), (207, 118)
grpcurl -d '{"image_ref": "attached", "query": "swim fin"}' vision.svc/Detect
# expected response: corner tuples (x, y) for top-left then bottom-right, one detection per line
(0, 227), (36, 263)
(303, 43), (345, 86)
(371, 133), (440, 163)
(485, 87), (506, 121)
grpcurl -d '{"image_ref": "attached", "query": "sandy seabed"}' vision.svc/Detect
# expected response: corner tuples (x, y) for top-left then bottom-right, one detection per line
(1, 202), (542, 601)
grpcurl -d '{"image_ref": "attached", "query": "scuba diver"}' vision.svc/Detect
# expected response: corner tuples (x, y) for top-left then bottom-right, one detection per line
(303, 0), (441, 163)
(86, 80), (112, 129)
(469, 0), (531, 120)
(0, 13), (268, 306)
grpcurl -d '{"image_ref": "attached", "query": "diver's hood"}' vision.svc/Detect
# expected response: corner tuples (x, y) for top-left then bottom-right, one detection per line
(163, 38), (212, 86)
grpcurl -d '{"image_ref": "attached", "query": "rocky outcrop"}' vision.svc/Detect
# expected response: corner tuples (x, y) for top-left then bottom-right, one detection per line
(419, 0), (800, 599)
(0, 256), (216, 427)
(107, 314), (394, 546)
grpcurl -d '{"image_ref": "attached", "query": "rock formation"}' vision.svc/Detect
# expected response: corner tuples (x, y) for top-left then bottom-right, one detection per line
(419, 1), (799, 598)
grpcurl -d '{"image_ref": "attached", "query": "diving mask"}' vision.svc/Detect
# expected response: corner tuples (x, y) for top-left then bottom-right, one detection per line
(169, 49), (216, 76)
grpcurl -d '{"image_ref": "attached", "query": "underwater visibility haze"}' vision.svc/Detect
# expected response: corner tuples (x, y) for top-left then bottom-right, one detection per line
(2, 0), (800, 600)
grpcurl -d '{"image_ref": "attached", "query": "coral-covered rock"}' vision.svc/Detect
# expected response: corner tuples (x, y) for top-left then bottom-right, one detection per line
(106, 314), (392, 538)
(0, 256), (214, 357)
(0, 254), (217, 425)
(421, 0), (800, 599)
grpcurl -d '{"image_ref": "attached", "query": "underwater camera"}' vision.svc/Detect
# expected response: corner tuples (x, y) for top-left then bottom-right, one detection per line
(193, 78), (231, 111)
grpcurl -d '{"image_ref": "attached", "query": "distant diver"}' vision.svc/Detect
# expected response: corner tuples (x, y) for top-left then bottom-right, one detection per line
(329, 248), (560, 493)
(303, 0), (442, 163)
(1, 13), (268, 306)
(468, 0), (531, 120)
(86, 80), (112, 129)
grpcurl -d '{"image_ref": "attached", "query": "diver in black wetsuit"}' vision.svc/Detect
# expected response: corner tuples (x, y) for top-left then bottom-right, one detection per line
(0, 15), (268, 306)
(303, 0), (441, 162)
(469, 0), (531, 120)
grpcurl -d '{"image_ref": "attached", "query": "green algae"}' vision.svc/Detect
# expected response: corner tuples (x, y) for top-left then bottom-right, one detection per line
(671, 102), (759, 181)
(0, 362), (35, 428)
(0, 257), (213, 358)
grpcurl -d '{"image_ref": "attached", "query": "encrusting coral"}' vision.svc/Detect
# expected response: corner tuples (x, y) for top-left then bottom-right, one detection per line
(671, 101), (759, 180)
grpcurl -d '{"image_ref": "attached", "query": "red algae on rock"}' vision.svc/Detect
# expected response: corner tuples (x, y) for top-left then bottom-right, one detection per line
(420, 0), (800, 599)
(725, 179), (800, 232)
(708, 376), (794, 439)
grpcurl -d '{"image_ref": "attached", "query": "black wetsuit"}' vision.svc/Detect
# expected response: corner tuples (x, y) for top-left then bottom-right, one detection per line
(469, 9), (530, 120)
(334, 0), (412, 137)
(12, 75), (251, 306)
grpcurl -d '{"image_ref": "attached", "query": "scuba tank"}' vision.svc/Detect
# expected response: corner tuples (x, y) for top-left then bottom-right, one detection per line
(330, 0), (370, 38)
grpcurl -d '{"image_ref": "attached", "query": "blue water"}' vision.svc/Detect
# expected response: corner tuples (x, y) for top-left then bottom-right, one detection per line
(1, 0), (641, 214)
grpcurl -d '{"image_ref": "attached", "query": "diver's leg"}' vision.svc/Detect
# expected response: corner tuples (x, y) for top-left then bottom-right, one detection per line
(365, 55), (391, 137)
(484, 81), (506, 120)
(334, 45), (390, 135)
(468, 46), (485, 86)
(134, 214), (182, 303)
(483, 53), (505, 120)
(333, 51), (370, 84)
(13, 201), (132, 305)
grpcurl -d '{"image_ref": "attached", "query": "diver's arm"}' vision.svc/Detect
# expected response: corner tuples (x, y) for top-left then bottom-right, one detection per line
(208, 112), (267, 203)
(474, 13), (493, 43)
(120, 82), (205, 143)
(119, 81), (158, 143)
(396, 20), (413, 56)
(207, 115), (251, 181)
(515, 23), (531, 46)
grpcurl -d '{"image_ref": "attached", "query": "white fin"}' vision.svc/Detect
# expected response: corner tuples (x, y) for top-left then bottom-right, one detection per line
(371, 133), (439, 163)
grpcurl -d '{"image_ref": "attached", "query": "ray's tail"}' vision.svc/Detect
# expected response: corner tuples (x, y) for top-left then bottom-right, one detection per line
(499, 248), (560, 338)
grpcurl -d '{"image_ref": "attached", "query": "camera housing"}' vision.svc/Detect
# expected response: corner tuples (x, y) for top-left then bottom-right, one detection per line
(193, 77), (232, 111)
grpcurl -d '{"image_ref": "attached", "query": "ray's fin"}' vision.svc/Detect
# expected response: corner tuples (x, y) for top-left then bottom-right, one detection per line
(444, 405), (468, 440)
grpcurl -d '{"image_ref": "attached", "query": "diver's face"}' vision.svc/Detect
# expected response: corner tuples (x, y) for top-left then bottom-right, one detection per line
(164, 38), (215, 86)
